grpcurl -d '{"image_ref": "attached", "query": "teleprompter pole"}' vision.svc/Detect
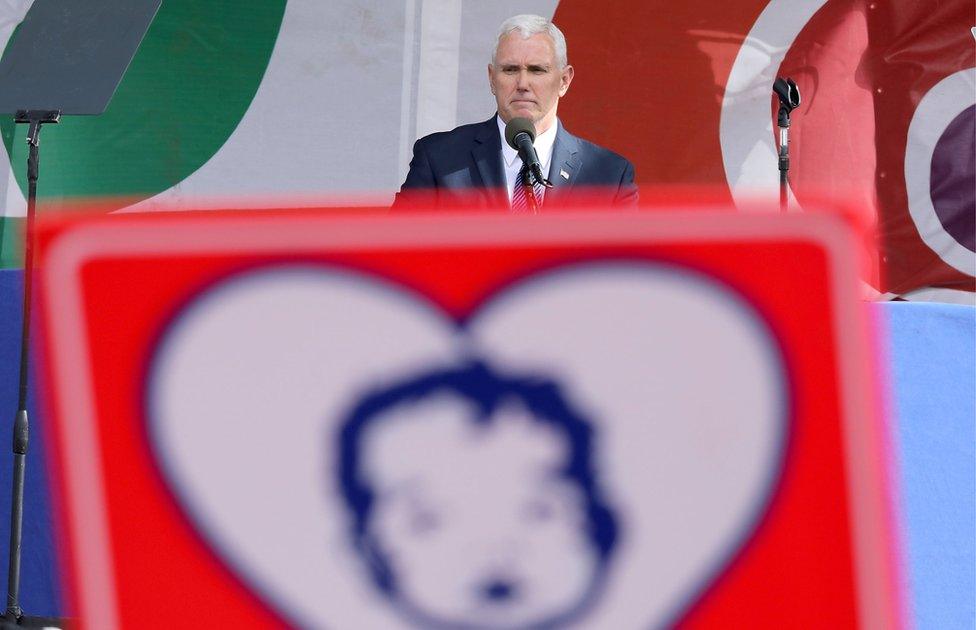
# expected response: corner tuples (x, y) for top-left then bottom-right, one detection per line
(5, 109), (59, 623)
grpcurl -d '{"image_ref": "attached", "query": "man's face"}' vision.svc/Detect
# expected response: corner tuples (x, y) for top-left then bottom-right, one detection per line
(488, 32), (574, 134)
(360, 394), (600, 629)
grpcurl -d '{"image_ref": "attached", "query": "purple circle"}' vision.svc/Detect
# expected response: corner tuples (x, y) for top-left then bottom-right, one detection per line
(930, 105), (975, 253)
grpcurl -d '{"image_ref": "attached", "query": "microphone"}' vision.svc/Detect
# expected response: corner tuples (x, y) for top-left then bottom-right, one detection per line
(772, 77), (800, 128)
(504, 117), (553, 188)
(772, 77), (801, 213)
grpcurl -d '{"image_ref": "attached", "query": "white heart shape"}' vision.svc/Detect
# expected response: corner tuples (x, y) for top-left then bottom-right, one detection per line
(148, 262), (786, 629)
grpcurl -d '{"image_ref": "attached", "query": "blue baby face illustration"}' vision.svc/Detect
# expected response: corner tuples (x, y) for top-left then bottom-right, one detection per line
(338, 362), (618, 629)
(147, 264), (787, 628)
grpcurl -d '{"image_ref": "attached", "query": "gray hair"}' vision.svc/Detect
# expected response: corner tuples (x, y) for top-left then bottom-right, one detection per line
(492, 14), (568, 69)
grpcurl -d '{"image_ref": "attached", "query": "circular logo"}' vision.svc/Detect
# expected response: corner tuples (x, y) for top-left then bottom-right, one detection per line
(905, 70), (976, 275)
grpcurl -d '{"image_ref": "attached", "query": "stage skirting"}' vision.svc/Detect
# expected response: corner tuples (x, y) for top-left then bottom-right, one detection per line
(0, 269), (971, 626)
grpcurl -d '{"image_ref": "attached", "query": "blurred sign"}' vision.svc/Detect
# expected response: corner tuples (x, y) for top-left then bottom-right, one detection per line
(37, 205), (902, 628)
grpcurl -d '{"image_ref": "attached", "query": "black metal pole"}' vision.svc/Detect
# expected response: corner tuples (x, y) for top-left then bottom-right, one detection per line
(778, 125), (790, 213)
(772, 78), (801, 214)
(5, 111), (58, 623)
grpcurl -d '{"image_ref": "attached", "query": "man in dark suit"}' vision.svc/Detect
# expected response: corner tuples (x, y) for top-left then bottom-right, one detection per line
(394, 14), (637, 210)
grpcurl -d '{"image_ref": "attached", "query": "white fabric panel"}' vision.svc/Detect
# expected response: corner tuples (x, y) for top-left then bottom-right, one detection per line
(124, 0), (559, 210)
(0, 0), (33, 218)
(415, 0), (462, 140)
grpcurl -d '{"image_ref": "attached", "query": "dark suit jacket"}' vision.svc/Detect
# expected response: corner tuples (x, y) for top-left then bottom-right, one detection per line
(393, 115), (638, 209)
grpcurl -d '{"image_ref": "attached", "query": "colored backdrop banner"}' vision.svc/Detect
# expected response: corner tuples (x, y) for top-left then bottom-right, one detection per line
(0, 0), (972, 298)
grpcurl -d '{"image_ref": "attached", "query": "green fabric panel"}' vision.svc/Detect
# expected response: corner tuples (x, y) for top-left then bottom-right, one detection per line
(0, 1), (285, 211)
(0, 217), (22, 268)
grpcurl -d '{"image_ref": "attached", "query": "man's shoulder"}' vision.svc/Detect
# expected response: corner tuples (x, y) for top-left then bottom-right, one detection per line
(415, 117), (496, 152)
(556, 125), (637, 202)
(562, 128), (633, 170)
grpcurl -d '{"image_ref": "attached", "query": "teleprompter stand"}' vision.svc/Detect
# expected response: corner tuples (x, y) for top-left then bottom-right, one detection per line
(0, 0), (161, 625)
(4, 110), (58, 624)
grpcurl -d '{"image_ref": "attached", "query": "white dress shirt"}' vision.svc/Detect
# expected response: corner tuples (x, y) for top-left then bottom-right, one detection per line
(496, 115), (558, 203)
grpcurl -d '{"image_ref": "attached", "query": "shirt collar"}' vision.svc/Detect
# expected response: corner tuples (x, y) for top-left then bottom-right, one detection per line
(497, 115), (559, 170)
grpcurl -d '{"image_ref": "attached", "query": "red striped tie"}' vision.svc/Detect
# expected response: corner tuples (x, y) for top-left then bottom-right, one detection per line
(511, 164), (543, 213)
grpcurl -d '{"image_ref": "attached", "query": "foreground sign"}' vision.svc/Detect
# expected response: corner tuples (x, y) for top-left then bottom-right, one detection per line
(37, 207), (901, 628)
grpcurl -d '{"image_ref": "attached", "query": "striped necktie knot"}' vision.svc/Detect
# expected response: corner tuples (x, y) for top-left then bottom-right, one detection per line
(511, 163), (545, 213)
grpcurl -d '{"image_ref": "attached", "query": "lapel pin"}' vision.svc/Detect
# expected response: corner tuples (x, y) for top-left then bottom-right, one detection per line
(560, 169), (570, 180)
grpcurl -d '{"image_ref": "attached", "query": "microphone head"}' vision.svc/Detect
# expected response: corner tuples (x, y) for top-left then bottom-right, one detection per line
(504, 117), (536, 150)
(773, 77), (800, 110)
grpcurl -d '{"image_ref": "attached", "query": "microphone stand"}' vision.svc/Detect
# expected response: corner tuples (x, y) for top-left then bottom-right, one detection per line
(773, 78), (800, 213)
(525, 164), (553, 190)
(5, 109), (59, 624)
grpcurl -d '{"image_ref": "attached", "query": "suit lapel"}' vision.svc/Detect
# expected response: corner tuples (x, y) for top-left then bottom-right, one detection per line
(547, 122), (582, 204)
(472, 116), (508, 207)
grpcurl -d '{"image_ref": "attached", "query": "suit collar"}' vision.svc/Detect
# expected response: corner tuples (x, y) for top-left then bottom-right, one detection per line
(497, 115), (559, 172)
(547, 121), (582, 199)
(472, 116), (583, 208)
(472, 116), (507, 207)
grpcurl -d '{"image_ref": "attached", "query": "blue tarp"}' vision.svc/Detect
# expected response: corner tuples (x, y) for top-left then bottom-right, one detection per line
(0, 270), (61, 616)
(881, 302), (976, 630)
